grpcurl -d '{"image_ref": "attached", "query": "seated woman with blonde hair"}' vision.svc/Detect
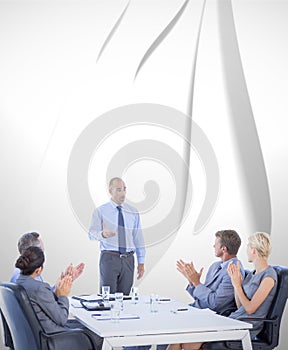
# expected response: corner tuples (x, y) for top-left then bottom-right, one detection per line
(168, 232), (278, 350)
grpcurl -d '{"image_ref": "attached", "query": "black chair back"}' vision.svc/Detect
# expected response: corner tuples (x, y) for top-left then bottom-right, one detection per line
(0, 282), (98, 350)
(253, 265), (288, 348)
(0, 309), (14, 349)
(0, 283), (40, 350)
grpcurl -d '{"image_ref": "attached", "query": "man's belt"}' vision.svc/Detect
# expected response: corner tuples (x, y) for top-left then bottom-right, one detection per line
(102, 250), (134, 258)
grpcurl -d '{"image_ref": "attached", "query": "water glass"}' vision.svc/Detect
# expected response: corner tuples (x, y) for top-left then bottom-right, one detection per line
(110, 302), (120, 322)
(131, 286), (139, 304)
(150, 293), (159, 313)
(102, 285), (110, 305)
(115, 292), (124, 311)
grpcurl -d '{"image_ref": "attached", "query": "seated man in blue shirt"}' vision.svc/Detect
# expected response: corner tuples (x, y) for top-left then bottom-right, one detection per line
(179, 229), (244, 316)
(10, 231), (84, 286)
(128, 229), (244, 350)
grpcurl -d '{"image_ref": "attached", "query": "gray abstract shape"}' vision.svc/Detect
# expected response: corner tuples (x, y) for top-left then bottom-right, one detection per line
(96, 0), (131, 62)
(67, 103), (219, 238)
(184, 0), (209, 232)
(187, 0), (207, 117)
(191, 122), (220, 233)
(134, 0), (191, 79)
(218, 0), (271, 233)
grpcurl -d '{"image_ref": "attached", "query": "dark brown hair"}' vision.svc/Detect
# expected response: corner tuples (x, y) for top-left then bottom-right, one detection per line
(215, 230), (241, 255)
(15, 246), (45, 276)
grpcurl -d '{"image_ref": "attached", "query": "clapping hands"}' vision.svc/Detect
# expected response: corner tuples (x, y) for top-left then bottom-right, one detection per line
(227, 261), (242, 288)
(177, 259), (203, 287)
(55, 274), (73, 297)
(55, 262), (85, 295)
(61, 262), (85, 281)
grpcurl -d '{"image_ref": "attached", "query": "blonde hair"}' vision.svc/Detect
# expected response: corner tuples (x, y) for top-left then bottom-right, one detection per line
(248, 232), (272, 259)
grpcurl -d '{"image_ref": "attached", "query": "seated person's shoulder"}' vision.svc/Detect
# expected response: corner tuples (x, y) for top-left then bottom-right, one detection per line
(265, 266), (278, 281)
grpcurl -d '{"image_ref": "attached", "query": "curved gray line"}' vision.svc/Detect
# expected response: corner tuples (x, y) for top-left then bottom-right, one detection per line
(184, 0), (217, 233)
(39, 112), (62, 170)
(96, 0), (130, 62)
(186, 0), (207, 118)
(134, 0), (190, 79)
(218, 0), (271, 233)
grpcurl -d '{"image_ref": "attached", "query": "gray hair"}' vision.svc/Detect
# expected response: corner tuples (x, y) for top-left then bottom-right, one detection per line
(108, 177), (123, 189)
(17, 232), (41, 255)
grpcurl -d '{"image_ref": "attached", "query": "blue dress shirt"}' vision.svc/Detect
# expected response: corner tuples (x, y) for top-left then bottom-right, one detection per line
(88, 200), (146, 264)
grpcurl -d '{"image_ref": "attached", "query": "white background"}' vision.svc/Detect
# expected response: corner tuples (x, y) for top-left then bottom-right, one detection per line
(0, 0), (288, 348)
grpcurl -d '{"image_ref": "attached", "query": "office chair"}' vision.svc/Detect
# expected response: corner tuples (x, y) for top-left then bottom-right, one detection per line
(0, 309), (14, 349)
(202, 265), (288, 350)
(0, 282), (98, 350)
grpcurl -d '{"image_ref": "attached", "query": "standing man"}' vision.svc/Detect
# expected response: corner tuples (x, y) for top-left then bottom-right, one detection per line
(88, 177), (146, 295)
(177, 229), (244, 316)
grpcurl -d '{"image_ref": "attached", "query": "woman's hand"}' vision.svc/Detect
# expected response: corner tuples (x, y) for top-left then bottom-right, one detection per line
(55, 275), (73, 297)
(227, 261), (242, 288)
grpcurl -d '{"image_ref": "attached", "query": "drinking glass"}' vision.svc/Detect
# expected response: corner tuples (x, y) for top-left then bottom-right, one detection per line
(110, 302), (120, 322)
(115, 292), (124, 311)
(102, 285), (110, 305)
(131, 286), (139, 304)
(150, 293), (159, 312)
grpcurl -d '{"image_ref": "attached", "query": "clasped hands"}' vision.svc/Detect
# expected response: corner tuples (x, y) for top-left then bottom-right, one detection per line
(177, 259), (203, 287)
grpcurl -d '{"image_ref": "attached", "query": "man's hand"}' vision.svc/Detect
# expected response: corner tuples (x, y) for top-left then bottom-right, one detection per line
(184, 261), (203, 287)
(102, 222), (116, 238)
(177, 259), (203, 286)
(71, 262), (85, 281)
(59, 262), (85, 284)
(137, 264), (145, 279)
(177, 259), (189, 279)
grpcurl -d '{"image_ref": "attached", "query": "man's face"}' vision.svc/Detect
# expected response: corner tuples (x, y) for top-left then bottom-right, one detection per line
(213, 237), (224, 258)
(109, 179), (126, 205)
(39, 238), (45, 252)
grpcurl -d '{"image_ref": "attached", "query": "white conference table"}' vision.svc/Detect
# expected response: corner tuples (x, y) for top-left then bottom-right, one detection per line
(70, 295), (252, 350)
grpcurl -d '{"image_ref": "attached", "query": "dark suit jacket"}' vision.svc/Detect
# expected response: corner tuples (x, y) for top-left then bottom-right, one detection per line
(16, 275), (103, 350)
(16, 275), (69, 333)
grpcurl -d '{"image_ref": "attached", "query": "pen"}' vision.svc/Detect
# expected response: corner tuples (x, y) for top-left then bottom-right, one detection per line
(177, 308), (188, 311)
(159, 298), (171, 301)
(91, 314), (102, 316)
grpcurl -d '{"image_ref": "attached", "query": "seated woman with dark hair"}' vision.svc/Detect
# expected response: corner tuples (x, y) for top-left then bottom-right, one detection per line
(167, 232), (278, 350)
(15, 246), (103, 350)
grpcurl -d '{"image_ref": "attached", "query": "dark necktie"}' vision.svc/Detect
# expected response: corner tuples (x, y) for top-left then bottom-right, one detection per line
(117, 206), (126, 254)
(214, 264), (222, 276)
